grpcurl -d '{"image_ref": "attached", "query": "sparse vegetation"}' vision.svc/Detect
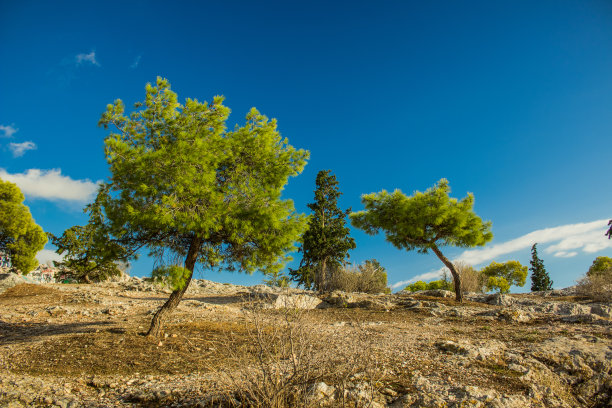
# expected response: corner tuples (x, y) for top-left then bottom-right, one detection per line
(576, 257), (612, 302)
(327, 259), (390, 294)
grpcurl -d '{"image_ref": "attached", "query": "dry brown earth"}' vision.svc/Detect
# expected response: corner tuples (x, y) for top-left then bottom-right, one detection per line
(0, 278), (610, 407)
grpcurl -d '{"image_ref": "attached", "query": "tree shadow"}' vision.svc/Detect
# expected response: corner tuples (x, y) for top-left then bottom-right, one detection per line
(0, 320), (114, 345)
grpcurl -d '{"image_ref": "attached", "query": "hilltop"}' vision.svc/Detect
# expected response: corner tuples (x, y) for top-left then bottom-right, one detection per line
(0, 275), (610, 407)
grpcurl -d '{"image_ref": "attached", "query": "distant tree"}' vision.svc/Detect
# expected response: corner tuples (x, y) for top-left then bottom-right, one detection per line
(481, 260), (528, 294)
(587, 256), (612, 277)
(289, 170), (355, 292)
(96, 77), (308, 336)
(262, 270), (291, 288)
(48, 186), (133, 283)
(0, 178), (47, 273)
(351, 179), (492, 302)
(529, 243), (553, 291)
(403, 279), (453, 292)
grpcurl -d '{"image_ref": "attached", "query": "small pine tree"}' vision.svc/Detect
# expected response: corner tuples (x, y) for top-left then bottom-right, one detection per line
(289, 170), (355, 292)
(530, 243), (553, 291)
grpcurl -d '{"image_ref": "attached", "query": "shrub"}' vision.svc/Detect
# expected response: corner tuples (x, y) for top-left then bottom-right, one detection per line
(403, 279), (453, 292)
(453, 261), (484, 293)
(577, 259), (612, 302)
(217, 306), (383, 407)
(328, 259), (389, 294)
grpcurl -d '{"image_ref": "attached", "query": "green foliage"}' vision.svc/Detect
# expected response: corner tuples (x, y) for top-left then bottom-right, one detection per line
(587, 256), (612, 277)
(289, 170), (355, 291)
(98, 77), (308, 283)
(47, 186), (131, 283)
(0, 179), (47, 273)
(529, 243), (553, 291)
(350, 179), (492, 301)
(481, 260), (528, 293)
(262, 270), (290, 288)
(404, 279), (453, 292)
(152, 265), (191, 291)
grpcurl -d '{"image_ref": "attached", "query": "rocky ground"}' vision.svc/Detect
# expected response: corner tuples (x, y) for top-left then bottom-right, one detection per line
(0, 273), (610, 407)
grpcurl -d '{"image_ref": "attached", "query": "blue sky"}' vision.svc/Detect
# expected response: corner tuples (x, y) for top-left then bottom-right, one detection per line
(1, 0), (611, 290)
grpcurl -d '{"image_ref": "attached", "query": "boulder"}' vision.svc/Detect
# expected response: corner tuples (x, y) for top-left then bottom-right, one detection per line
(273, 294), (322, 309)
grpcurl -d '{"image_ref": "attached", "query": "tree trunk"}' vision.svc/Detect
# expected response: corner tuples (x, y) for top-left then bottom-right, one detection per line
(146, 237), (202, 337)
(318, 257), (328, 293)
(430, 245), (463, 302)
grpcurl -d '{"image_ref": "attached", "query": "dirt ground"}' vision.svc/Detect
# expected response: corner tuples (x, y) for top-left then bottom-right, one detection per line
(0, 282), (610, 407)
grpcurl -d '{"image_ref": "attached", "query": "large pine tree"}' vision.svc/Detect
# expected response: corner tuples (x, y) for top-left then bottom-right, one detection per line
(289, 170), (355, 291)
(530, 243), (553, 291)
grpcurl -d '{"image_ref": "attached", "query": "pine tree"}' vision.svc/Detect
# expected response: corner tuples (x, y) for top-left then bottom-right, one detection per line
(351, 179), (492, 302)
(96, 77), (308, 336)
(289, 170), (355, 291)
(530, 243), (553, 291)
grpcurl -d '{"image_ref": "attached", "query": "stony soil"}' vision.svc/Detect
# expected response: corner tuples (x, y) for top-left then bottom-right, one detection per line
(0, 277), (610, 407)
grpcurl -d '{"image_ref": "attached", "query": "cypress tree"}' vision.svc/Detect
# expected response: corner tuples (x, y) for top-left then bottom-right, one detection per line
(289, 170), (355, 292)
(530, 243), (553, 291)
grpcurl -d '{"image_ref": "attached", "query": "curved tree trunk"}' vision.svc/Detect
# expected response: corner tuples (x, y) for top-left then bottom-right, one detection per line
(146, 236), (202, 337)
(430, 245), (463, 302)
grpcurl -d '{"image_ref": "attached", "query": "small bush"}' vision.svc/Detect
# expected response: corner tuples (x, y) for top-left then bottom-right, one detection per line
(328, 260), (389, 294)
(576, 268), (612, 302)
(217, 306), (383, 407)
(404, 279), (453, 292)
(453, 261), (484, 293)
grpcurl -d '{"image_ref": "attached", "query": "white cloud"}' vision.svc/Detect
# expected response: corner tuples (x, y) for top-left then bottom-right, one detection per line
(0, 124), (18, 138)
(391, 270), (444, 290)
(9, 141), (37, 157)
(0, 168), (100, 202)
(130, 55), (141, 69)
(553, 251), (578, 258)
(75, 51), (99, 66)
(36, 249), (64, 266)
(455, 220), (609, 266)
(390, 219), (612, 289)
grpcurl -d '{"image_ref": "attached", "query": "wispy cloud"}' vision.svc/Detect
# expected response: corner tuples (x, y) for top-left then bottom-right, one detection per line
(75, 51), (100, 66)
(390, 219), (612, 289)
(0, 168), (100, 202)
(9, 141), (37, 157)
(130, 55), (141, 69)
(0, 124), (18, 138)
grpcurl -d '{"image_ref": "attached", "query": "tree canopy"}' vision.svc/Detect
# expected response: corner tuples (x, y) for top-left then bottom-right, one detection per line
(97, 77), (309, 336)
(588, 256), (612, 277)
(529, 243), (553, 291)
(481, 260), (528, 294)
(0, 179), (47, 273)
(350, 179), (492, 301)
(48, 186), (132, 283)
(289, 170), (355, 291)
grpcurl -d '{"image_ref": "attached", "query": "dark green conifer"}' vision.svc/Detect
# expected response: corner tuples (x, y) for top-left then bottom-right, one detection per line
(289, 170), (355, 291)
(530, 243), (553, 291)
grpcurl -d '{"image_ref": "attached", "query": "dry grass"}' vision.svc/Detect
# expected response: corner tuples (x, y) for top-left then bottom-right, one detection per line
(212, 306), (385, 408)
(576, 272), (612, 302)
